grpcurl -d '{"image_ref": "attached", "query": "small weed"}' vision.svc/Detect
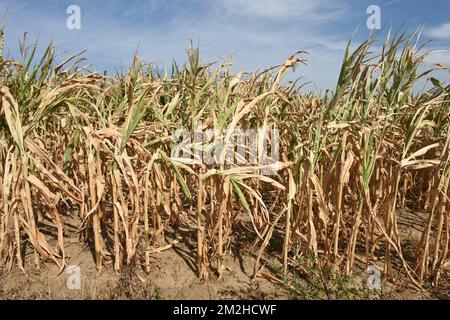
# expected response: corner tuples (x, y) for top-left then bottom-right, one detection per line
(108, 266), (163, 300)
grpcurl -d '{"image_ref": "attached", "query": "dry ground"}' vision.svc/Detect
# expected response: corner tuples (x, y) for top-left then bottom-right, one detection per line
(0, 238), (284, 300)
(0, 210), (448, 300)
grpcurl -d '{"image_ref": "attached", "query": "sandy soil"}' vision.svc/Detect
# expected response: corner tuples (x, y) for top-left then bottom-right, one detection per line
(0, 210), (448, 300)
(0, 236), (285, 300)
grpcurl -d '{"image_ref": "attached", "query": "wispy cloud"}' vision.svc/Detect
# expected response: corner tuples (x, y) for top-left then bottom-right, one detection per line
(213, 0), (345, 21)
(425, 50), (450, 65)
(428, 22), (450, 40)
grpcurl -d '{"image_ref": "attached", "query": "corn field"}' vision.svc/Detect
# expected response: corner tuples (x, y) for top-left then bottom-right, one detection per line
(0, 29), (449, 289)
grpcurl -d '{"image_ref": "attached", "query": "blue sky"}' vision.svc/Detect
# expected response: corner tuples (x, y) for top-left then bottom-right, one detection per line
(1, 0), (450, 90)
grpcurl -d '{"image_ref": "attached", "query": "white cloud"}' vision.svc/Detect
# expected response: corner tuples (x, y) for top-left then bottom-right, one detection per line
(428, 22), (450, 40)
(425, 50), (450, 65)
(214, 0), (344, 21)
